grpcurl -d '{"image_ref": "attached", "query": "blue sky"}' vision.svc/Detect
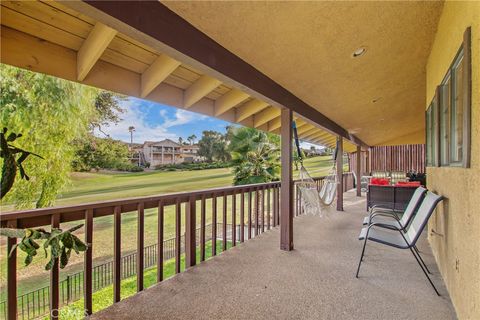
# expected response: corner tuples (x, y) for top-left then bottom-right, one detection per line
(99, 97), (231, 144)
(99, 97), (319, 149)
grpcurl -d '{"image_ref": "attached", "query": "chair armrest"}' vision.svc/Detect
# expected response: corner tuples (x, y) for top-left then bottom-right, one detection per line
(367, 222), (401, 231)
(367, 212), (401, 225)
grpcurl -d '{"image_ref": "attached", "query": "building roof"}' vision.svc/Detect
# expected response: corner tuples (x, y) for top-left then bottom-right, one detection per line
(144, 139), (182, 147)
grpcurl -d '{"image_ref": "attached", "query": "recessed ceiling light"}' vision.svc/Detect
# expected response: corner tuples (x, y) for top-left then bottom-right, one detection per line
(372, 97), (382, 103)
(352, 47), (367, 58)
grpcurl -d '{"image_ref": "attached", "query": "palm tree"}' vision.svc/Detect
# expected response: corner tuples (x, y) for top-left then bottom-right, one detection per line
(229, 127), (280, 185)
(187, 134), (197, 145)
(178, 137), (184, 145)
(229, 127), (280, 231)
(128, 126), (135, 148)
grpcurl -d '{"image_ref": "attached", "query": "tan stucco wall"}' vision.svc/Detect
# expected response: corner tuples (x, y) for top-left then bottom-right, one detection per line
(425, 1), (480, 319)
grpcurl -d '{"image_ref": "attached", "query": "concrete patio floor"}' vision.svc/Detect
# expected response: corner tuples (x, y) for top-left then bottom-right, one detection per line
(92, 190), (456, 320)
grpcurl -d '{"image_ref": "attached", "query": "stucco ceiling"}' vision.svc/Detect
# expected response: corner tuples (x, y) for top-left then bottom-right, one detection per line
(163, 1), (443, 146)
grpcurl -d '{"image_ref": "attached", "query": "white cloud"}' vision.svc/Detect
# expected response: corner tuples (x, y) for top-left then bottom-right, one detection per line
(95, 99), (179, 143)
(161, 109), (205, 128)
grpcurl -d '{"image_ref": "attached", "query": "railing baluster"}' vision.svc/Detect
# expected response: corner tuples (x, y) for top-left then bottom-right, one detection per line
(157, 200), (164, 282)
(7, 219), (17, 320)
(261, 186), (265, 233)
(248, 190), (252, 239)
(50, 213), (60, 319)
(175, 199), (181, 273)
(277, 186), (280, 226)
(212, 196), (217, 256)
(185, 196), (196, 268)
(255, 189), (259, 236)
(232, 190), (236, 246)
(113, 205), (121, 302)
(137, 203), (144, 291)
(222, 193), (227, 251)
(240, 190), (245, 242)
(200, 195), (206, 261)
(267, 187), (271, 230)
(84, 209), (93, 315)
(274, 186), (278, 226)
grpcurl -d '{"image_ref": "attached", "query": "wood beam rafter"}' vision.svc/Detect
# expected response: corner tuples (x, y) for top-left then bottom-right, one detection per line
(301, 129), (324, 140)
(79, 1), (367, 147)
(236, 99), (269, 122)
(184, 75), (221, 108)
(308, 132), (332, 141)
(267, 116), (281, 132)
(77, 22), (116, 81)
(214, 89), (249, 116)
(298, 124), (320, 136)
(267, 116), (303, 132)
(253, 106), (281, 128)
(141, 54), (181, 98)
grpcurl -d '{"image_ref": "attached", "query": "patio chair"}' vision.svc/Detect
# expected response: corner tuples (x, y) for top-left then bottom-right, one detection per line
(363, 186), (427, 229)
(355, 191), (445, 295)
(363, 186), (430, 273)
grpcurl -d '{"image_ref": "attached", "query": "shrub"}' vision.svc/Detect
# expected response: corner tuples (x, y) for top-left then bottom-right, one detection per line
(154, 161), (231, 171)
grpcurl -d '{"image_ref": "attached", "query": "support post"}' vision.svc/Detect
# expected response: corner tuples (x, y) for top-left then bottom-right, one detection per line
(356, 145), (362, 197)
(336, 137), (344, 211)
(280, 108), (293, 251)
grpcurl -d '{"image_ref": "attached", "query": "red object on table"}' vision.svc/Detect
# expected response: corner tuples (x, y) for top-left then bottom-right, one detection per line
(370, 178), (390, 186)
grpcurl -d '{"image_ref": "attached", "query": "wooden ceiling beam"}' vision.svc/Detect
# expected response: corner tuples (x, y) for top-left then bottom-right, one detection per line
(141, 53), (181, 98)
(308, 131), (332, 140)
(236, 99), (269, 122)
(267, 117), (281, 132)
(297, 124), (316, 135)
(298, 128), (319, 139)
(214, 89), (249, 116)
(295, 119), (307, 128)
(313, 136), (337, 146)
(184, 75), (221, 108)
(78, 1), (368, 147)
(253, 106), (281, 128)
(301, 128), (324, 140)
(77, 22), (116, 81)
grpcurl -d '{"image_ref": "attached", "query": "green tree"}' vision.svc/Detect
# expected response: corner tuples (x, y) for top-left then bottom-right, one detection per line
(72, 136), (130, 172)
(187, 134), (197, 145)
(228, 127), (280, 185)
(0, 65), (97, 208)
(91, 91), (126, 136)
(197, 130), (230, 162)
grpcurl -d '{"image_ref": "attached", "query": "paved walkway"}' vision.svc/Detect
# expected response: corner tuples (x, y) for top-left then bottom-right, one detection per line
(93, 191), (456, 320)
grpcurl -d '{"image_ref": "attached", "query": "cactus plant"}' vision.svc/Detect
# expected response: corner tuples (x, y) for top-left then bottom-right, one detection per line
(1, 224), (88, 269)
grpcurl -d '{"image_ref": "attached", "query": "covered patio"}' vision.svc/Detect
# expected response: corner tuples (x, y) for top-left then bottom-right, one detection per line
(1, 1), (478, 319)
(92, 191), (455, 320)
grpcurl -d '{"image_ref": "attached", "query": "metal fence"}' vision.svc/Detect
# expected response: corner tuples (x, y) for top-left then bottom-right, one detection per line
(0, 224), (217, 320)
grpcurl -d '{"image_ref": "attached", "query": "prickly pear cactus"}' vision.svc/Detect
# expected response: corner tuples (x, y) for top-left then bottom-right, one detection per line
(1, 224), (88, 269)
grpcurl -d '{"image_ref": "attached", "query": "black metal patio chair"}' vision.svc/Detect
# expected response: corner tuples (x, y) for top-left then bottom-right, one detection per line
(363, 186), (427, 228)
(356, 191), (445, 296)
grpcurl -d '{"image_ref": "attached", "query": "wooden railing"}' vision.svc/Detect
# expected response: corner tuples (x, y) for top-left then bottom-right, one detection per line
(0, 182), (282, 319)
(1, 173), (355, 319)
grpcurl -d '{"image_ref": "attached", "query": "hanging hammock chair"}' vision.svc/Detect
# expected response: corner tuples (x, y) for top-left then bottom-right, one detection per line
(293, 122), (339, 216)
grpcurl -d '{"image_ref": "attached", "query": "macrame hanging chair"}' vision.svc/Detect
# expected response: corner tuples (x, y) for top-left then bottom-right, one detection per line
(293, 122), (338, 216)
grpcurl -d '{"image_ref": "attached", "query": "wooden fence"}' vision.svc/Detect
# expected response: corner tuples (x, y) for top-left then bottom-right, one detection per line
(349, 144), (426, 175)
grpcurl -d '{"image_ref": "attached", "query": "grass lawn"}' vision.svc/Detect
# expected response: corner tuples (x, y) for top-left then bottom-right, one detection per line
(54, 240), (230, 320)
(0, 156), (335, 302)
